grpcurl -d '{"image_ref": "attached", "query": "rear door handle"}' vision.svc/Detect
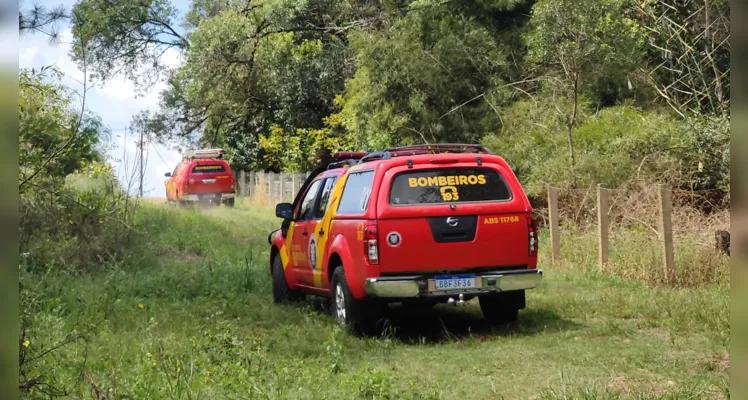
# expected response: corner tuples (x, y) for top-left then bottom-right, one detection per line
(302, 231), (308, 236)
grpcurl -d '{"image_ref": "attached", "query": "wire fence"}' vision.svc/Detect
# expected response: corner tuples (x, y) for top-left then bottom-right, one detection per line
(236, 171), (730, 287)
(235, 171), (312, 208)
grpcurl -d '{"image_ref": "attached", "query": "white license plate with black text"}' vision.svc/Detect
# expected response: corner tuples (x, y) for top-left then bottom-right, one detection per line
(435, 274), (476, 290)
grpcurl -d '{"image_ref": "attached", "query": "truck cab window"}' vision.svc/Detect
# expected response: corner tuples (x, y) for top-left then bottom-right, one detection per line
(298, 180), (322, 221)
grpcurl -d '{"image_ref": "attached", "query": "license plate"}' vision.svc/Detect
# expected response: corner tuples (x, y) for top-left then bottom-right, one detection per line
(435, 274), (476, 290)
(201, 194), (215, 198)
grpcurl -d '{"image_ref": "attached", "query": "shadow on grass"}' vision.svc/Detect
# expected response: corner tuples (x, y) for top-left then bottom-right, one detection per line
(299, 297), (580, 343)
(377, 302), (581, 344)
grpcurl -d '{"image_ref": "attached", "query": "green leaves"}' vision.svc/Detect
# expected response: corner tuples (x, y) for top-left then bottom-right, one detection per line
(66, 0), (729, 191)
(341, 7), (519, 146)
(527, 0), (643, 101)
(483, 102), (729, 192)
(19, 68), (105, 185)
(71, 0), (186, 89)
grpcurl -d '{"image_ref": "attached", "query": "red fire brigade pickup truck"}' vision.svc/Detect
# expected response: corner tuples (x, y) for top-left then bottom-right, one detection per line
(165, 149), (237, 206)
(268, 144), (542, 331)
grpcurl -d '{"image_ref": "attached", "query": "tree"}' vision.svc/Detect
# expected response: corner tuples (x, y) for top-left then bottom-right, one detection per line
(19, 4), (69, 38)
(259, 95), (353, 171)
(71, 0), (188, 90)
(637, 0), (730, 116)
(19, 68), (106, 188)
(341, 1), (528, 147)
(527, 0), (643, 187)
(135, 0), (358, 169)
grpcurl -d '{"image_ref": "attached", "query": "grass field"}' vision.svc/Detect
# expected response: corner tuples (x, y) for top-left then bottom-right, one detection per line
(19, 201), (730, 399)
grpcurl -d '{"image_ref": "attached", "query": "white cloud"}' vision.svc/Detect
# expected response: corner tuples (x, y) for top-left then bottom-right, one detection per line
(108, 134), (182, 198)
(95, 48), (184, 112)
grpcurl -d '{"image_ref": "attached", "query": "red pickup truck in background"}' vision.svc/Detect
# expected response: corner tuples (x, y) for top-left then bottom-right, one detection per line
(165, 149), (237, 206)
(268, 144), (542, 332)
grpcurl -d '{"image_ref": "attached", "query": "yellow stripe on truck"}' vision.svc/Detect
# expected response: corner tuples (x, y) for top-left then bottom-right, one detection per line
(281, 222), (295, 270)
(312, 172), (349, 287)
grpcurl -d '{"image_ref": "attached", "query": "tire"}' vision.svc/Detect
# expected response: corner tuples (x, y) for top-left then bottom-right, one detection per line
(176, 191), (188, 207)
(479, 290), (525, 324)
(272, 256), (302, 303)
(223, 198), (235, 207)
(330, 267), (383, 333)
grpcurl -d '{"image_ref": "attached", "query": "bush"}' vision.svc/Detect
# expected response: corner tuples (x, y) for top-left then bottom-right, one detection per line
(483, 103), (730, 206)
(20, 162), (136, 272)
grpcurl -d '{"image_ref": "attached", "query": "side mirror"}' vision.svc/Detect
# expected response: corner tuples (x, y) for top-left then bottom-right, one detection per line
(164, 172), (172, 177)
(276, 203), (294, 220)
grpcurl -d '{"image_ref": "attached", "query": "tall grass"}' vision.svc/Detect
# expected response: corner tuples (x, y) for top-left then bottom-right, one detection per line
(18, 203), (729, 399)
(544, 228), (729, 288)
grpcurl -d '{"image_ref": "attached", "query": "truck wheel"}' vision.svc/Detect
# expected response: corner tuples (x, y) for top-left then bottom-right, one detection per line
(330, 267), (382, 333)
(272, 256), (302, 303)
(223, 198), (235, 207)
(479, 290), (525, 324)
(176, 191), (188, 207)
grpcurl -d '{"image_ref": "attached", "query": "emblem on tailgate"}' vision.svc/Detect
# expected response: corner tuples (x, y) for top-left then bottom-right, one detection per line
(446, 217), (459, 227)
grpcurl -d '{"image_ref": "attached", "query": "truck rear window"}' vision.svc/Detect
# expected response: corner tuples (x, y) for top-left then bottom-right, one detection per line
(191, 164), (226, 173)
(389, 168), (511, 205)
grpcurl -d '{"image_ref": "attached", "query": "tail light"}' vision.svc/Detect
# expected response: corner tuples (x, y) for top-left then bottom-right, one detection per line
(363, 221), (379, 264)
(527, 216), (538, 257)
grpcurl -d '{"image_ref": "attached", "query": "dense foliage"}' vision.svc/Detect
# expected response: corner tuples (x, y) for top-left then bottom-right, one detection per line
(18, 69), (138, 395)
(19, 68), (135, 272)
(69, 0), (729, 191)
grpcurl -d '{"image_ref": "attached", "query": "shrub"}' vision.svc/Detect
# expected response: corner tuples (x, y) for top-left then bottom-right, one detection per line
(483, 103), (730, 198)
(20, 162), (136, 272)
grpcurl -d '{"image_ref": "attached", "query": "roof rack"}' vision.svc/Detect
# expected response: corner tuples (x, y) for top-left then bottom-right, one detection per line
(356, 143), (491, 164)
(325, 144), (491, 169)
(184, 148), (224, 160)
(327, 159), (360, 170)
(332, 151), (367, 161)
(326, 151), (368, 169)
(384, 143), (491, 154)
(358, 151), (391, 163)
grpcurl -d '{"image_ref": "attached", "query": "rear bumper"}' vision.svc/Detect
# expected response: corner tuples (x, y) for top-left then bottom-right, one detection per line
(364, 269), (542, 299)
(182, 192), (235, 201)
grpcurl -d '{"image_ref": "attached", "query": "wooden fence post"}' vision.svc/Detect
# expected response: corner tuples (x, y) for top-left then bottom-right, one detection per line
(658, 184), (675, 284)
(249, 171), (256, 199)
(239, 171), (246, 198)
(280, 173), (285, 203)
(291, 173), (297, 201)
(597, 184), (609, 270)
(548, 185), (561, 264)
(268, 172), (275, 206)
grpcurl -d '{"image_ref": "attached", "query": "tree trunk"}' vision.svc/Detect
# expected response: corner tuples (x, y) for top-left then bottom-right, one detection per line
(704, 0), (725, 114)
(567, 74), (578, 188)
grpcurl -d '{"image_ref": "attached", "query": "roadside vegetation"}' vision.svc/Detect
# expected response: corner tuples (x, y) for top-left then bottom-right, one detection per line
(18, 0), (730, 398)
(19, 201), (729, 399)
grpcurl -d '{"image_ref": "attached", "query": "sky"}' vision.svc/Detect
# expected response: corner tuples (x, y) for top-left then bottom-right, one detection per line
(19, 0), (192, 198)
